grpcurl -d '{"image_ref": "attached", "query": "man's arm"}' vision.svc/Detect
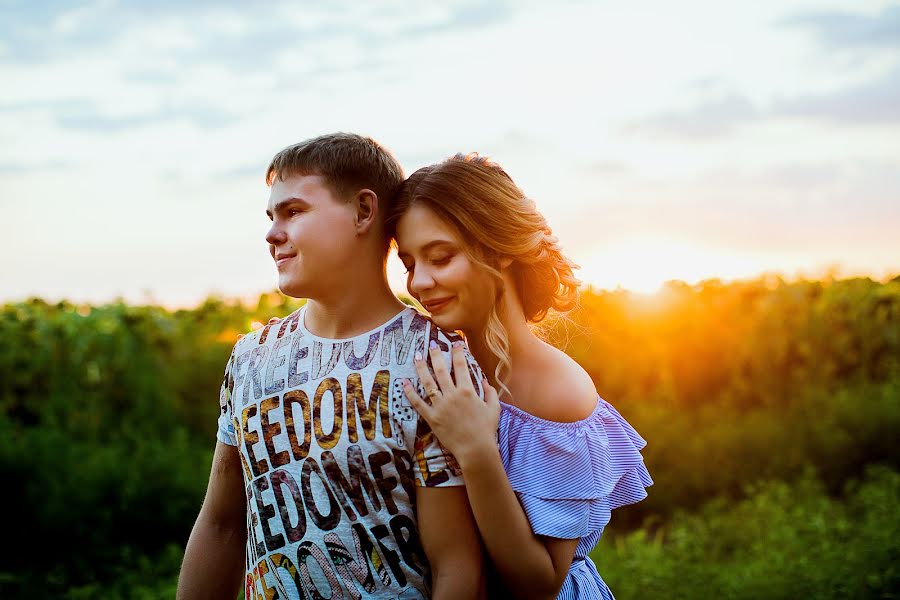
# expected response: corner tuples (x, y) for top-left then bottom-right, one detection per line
(416, 486), (486, 600)
(177, 441), (247, 600)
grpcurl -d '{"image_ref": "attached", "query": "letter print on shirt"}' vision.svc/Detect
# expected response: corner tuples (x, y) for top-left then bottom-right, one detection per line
(217, 306), (471, 599)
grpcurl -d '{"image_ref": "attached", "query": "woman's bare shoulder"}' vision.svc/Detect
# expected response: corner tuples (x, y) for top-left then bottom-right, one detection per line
(521, 342), (598, 423)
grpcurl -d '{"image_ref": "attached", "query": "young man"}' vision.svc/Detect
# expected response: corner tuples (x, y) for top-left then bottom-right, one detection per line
(177, 133), (486, 599)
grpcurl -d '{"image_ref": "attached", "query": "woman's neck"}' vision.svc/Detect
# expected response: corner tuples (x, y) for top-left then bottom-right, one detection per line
(465, 276), (539, 395)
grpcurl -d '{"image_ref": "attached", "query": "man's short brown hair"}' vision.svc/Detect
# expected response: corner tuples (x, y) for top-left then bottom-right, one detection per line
(266, 133), (405, 214)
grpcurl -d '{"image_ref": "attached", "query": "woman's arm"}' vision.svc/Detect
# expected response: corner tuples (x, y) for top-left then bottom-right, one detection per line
(402, 342), (578, 600)
(457, 444), (579, 599)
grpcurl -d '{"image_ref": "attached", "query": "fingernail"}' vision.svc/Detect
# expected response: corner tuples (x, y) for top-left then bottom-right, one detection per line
(452, 341), (463, 348)
(429, 340), (438, 350)
(415, 352), (422, 361)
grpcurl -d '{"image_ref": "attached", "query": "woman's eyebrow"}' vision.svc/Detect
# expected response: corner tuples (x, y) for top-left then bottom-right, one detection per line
(420, 240), (456, 252)
(397, 239), (456, 259)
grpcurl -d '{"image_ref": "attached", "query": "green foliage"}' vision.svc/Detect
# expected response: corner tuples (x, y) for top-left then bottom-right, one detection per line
(607, 379), (900, 526)
(552, 276), (900, 409)
(594, 466), (900, 599)
(0, 276), (897, 596)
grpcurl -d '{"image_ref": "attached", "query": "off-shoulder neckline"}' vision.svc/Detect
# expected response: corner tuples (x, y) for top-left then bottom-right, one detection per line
(499, 397), (605, 428)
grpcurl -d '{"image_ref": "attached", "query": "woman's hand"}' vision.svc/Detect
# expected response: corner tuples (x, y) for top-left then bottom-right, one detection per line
(401, 341), (501, 468)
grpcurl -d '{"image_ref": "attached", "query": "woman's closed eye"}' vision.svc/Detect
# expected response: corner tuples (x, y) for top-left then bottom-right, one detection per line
(430, 253), (454, 265)
(400, 252), (454, 274)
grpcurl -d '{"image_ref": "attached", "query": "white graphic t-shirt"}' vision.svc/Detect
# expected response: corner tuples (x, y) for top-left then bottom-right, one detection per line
(217, 305), (483, 600)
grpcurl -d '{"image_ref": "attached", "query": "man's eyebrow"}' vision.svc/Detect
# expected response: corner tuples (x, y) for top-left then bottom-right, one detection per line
(266, 197), (309, 217)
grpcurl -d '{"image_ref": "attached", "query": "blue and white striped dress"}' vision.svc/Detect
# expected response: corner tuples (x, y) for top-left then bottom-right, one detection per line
(497, 397), (653, 599)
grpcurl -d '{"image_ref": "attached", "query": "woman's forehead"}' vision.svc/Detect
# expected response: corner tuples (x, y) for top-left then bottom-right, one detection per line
(396, 204), (460, 251)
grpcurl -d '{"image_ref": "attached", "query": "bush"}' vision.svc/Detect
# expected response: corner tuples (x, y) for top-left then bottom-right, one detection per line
(594, 466), (900, 599)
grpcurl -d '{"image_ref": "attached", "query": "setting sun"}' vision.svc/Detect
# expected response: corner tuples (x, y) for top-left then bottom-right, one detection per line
(576, 237), (766, 294)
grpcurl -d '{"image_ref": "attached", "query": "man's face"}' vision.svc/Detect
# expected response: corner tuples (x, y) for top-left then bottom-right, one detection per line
(265, 174), (358, 298)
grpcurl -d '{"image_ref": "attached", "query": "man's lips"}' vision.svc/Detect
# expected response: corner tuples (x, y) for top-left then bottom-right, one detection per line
(275, 254), (296, 267)
(422, 296), (454, 312)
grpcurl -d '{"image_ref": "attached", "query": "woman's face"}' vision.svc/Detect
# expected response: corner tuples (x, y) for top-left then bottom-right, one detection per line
(395, 203), (496, 334)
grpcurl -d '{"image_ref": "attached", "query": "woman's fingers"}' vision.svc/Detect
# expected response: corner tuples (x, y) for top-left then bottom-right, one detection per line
(401, 378), (432, 418)
(450, 341), (473, 391)
(413, 350), (442, 405)
(427, 342), (455, 391)
(482, 377), (500, 408)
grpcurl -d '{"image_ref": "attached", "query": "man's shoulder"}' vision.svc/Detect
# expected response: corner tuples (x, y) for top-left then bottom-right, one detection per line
(432, 327), (465, 346)
(232, 308), (305, 352)
(414, 312), (464, 347)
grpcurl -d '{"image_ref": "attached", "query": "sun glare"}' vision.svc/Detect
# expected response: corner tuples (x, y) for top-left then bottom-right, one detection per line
(388, 239), (768, 297)
(577, 237), (766, 294)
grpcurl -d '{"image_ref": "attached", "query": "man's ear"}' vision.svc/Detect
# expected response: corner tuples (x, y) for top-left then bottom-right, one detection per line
(354, 189), (378, 234)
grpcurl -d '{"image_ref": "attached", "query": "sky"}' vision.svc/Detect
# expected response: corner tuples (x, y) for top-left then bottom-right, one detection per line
(1, 0), (898, 306)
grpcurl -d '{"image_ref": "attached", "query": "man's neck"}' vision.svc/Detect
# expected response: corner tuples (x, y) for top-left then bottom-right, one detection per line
(303, 281), (406, 340)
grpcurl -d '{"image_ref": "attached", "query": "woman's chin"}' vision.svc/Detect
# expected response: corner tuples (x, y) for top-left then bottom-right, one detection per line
(428, 311), (463, 332)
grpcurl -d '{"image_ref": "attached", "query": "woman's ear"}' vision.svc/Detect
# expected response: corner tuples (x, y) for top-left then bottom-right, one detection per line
(499, 256), (513, 269)
(354, 189), (378, 234)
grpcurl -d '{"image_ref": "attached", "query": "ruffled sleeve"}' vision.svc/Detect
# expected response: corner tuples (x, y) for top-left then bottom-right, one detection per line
(497, 398), (653, 539)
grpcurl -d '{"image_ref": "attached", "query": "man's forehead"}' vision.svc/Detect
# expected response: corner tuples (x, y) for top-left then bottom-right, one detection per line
(271, 172), (327, 192)
(268, 173), (331, 203)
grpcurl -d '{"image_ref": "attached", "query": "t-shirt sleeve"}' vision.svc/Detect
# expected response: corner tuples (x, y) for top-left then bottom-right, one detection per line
(216, 344), (239, 446)
(406, 323), (487, 488)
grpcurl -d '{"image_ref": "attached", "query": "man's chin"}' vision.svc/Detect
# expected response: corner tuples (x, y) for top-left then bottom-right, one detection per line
(277, 279), (310, 299)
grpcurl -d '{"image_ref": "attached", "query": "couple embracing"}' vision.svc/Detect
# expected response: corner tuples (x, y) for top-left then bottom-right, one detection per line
(177, 133), (652, 600)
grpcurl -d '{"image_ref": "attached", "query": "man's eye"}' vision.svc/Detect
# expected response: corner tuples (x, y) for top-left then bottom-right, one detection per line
(288, 209), (303, 216)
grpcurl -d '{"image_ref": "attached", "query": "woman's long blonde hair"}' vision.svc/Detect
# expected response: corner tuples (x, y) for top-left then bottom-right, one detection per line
(386, 153), (580, 400)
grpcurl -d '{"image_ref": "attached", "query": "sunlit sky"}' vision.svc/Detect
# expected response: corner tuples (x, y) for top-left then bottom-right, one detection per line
(1, 0), (898, 305)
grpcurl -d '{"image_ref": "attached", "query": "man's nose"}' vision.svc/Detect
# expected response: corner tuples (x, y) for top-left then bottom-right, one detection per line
(266, 222), (286, 245)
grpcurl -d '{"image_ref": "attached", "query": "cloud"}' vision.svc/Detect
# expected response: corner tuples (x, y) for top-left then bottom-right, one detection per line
(565, 159), (900, 256)
(773, 65), (900, 124)
(629, 64), (900, 137)
(54, 105), (238, 131)
(0, 97), (239, 132)
(783, 5), (900, 49)
(0, 160), (72, 174)
(1, 0), (516, 69)
(623, 5), (900, 138)
(0, 2), (330, 66)
(401, 1), (513, 38)
(624, 92), (758, 139)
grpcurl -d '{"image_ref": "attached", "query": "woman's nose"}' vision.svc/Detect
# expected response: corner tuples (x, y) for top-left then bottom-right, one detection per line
(409, 266), (435, 295)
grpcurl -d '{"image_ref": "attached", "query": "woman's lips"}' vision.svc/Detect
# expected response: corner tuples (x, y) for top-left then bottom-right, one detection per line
(424, 297), (454, 313)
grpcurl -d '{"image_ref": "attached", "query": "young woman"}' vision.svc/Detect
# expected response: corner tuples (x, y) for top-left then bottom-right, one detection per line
(386, 153), (653, 600)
